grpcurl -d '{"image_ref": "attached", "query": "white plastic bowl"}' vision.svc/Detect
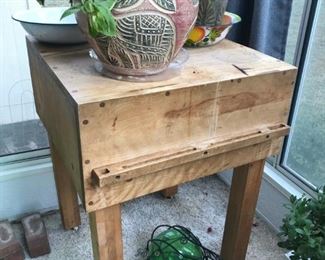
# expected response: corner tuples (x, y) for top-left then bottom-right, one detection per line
(12, 7), (86, 44)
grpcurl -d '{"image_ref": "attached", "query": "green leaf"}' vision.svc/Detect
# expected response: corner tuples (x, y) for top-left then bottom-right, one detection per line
(295, 228), (305, 235)
(64, 0), (118, 38)
(103, 12), (117, 36)
(83, 1), (95, 13)
(95, 0), (117, 10)
(60, 4), (82, 20)
(89, 14), (100, 37)
(93, 3), (117, 36)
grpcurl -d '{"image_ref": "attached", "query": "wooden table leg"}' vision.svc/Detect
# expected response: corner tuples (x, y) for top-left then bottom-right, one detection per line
(161, 186), (178, 198)
(50, 141), (81, 230)
(89, 204), (123, 260)
(220, 159), (265, 260)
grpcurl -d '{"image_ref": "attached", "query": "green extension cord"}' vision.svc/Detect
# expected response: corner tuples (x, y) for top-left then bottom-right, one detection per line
(147, 225), (220, 260)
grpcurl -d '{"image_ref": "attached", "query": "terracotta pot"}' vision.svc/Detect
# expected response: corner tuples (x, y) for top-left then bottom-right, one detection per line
(76, 0), (199, 76)
(196, 0), (228, 26)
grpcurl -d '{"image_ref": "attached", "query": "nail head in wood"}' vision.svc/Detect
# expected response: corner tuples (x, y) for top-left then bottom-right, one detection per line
(102, 169), (110, 174)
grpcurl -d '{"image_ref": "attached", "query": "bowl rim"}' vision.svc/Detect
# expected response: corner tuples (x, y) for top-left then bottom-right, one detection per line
(216, 12), (241, 28)
(12, 7), (77, 26)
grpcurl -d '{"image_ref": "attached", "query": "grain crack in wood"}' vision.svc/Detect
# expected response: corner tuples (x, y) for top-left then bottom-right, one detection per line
(232, 64), (251, 76)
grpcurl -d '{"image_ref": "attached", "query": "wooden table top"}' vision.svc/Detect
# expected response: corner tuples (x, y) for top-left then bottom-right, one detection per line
(27, 36), (295, 105)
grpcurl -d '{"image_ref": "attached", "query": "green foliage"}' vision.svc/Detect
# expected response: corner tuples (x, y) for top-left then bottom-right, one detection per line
(278, 187), (325, 259)
(61, 0), (117, 37)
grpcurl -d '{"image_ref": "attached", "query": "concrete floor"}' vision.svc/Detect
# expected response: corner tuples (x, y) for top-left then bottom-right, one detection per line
(12, 176), (287, 260)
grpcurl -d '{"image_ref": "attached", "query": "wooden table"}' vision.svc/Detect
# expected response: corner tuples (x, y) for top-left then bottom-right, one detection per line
(27, 36), (296, 260)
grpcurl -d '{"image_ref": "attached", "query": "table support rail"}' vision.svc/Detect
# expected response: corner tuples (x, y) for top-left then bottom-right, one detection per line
(92, 124), (288, 188)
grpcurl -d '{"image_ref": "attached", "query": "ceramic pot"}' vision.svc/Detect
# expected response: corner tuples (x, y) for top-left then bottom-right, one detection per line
(185, 12), (241, 48)
(196, 0), (228, 26)
(76, 0), (199, 76)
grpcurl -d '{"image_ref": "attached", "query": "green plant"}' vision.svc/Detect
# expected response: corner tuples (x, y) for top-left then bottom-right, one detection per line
(61, 0), (117, 37)
(278, 187), (325, 259)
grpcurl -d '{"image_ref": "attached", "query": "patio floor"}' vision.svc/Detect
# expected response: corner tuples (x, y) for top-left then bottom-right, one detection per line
(12, 175), (287, 260)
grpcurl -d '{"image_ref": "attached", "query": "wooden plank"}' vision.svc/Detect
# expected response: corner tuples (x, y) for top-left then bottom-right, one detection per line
(91, 124), (288, 187)
(27, 38), (84, 201)
(85, 138), (282, 211)
(220, 159), (266, 260)
(78, 70), (295, 209)
(89, 205), (123, 260)
(27, 37), (296, 105)
(49, 140), (81, 230)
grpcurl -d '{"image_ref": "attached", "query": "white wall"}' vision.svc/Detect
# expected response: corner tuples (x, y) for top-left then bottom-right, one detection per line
(0, 158), (58, 220)
(0, 0), (38, 125)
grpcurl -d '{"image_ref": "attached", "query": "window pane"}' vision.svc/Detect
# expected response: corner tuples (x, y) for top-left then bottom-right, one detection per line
(0, 1), (48, 157)
(285, 0), (306, 64)
(283, 1), (325, 187)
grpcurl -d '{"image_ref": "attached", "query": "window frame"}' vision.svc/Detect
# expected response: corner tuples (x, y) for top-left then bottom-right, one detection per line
(275, 0), (321, 195)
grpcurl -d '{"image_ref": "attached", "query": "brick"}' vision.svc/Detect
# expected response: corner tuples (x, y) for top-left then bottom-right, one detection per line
(0, 221), (24, 260)
(22, 214), (50, 258)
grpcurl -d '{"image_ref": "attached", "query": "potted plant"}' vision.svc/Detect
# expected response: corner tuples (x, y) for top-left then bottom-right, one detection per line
(278, 186), (325, 260)
(62, 0), (199, 76)
(185, 0), (239, 48)
(196, 0), (228, 26)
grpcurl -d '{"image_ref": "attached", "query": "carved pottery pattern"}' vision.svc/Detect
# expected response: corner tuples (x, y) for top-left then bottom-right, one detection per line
(98, 13), (175, 70)
(115, 0), (142, 9)
(78, 0), (199, 75)
(150, 0), (177, 12)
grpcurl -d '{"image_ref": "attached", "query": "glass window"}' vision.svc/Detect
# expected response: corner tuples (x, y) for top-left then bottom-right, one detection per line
(0, 0), (48, 158)
(282, 1), (325, 187)
(285, 0), (307, 64)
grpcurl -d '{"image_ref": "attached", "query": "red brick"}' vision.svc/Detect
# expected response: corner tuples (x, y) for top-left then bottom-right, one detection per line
(0, 221), (24, 260)
(22, 214), (50, 258)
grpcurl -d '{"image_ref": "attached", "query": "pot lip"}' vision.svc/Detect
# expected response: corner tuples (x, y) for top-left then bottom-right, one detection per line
(12, 7), (77, 26)
(195, 12), (241, 28)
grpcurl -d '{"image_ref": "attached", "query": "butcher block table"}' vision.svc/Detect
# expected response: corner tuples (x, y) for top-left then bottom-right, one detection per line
(27, 36), (296, 260)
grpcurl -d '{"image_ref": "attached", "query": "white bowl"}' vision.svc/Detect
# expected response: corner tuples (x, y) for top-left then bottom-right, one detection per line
(12, 7), (86, 44)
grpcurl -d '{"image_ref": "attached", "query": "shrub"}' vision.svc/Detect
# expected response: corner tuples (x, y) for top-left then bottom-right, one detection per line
(278, 187), (325, 259)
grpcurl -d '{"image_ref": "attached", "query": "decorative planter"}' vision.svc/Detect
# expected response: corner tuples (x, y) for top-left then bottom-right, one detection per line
(185, 12), (241, 47)
(196, 0), (228, 26)
(76, 0), (199, 76)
